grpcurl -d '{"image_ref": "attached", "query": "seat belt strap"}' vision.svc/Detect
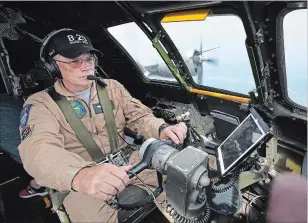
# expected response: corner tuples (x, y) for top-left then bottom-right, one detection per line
(96, 81), (118, 152)
(48, 88), (105, 163)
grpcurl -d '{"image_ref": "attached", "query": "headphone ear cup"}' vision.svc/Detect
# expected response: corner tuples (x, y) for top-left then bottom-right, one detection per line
(33, 59), (54, 80)
(46, 56), (61, 79)
(34, 57), (61, 80)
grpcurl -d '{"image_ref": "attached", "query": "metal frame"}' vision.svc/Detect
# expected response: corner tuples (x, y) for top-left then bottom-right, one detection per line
(217, 109), (271, 176)
(155, 6), (258, 99)
(275, 2), (307, 110)
(114, 1), (190, 91)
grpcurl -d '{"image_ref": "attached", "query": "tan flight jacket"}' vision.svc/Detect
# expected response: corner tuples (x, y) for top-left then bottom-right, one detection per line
(18, 79), (165, 192)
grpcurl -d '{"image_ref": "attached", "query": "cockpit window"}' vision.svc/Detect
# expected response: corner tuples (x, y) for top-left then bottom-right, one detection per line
(107, 22), (177, 82)
(283, 9), (307, 107)
(161, 14), (255, 95)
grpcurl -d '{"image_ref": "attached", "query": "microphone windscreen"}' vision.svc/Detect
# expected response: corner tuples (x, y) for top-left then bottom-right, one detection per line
(87, 75), (96, 80)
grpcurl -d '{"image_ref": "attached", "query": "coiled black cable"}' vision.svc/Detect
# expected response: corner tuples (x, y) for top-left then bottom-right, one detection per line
(211, 172), (240, 193)
(166, 202), (211, 223)
(211, 157), (259, 193)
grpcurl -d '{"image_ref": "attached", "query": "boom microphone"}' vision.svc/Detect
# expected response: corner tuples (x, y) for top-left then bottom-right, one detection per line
(86, 75), (98, 80)
(87, 75), (107, 86)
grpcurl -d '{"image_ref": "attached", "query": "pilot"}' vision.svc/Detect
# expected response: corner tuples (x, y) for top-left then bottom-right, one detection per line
(17, 28), (187, 222)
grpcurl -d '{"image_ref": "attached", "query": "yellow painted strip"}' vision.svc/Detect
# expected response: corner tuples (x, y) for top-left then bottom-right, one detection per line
(286, 158), (301, 175)
(189, 88), (250, 104)
(43, 197), (51, 208)
(161, 9), (210, 23)
(0, 177), (20, 187)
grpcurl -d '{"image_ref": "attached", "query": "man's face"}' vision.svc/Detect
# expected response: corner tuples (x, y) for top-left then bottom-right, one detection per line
(56, 53), (96, 91)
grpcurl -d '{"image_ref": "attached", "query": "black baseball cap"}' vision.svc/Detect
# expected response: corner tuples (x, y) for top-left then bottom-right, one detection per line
(45, 29), (103, 59)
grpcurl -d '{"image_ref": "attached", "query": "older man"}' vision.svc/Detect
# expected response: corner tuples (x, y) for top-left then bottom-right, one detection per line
(18, 28), (187, 222)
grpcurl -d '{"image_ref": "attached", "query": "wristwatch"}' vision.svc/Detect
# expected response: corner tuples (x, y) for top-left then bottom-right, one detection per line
(158, 123), (170, 137)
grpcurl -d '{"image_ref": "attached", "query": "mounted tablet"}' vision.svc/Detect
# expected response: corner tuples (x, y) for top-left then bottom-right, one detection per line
(217, 108), (273, 177)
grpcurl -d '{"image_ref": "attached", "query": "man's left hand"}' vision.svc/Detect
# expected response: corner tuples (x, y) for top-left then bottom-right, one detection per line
(160, 122), (187, 144)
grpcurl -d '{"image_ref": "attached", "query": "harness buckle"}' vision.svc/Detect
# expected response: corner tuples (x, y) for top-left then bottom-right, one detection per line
(95, 148), (133, 166)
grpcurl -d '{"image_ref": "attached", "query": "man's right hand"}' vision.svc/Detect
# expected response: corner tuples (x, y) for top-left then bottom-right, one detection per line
(72, 163), (132, 201)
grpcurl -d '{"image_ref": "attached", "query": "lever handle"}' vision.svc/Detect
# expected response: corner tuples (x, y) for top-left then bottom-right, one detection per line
(128, 162), (148, 179)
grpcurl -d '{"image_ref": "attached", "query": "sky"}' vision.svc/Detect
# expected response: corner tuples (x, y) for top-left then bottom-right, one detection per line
(108, 10), (307, 107)
(283, 9), (307, 107)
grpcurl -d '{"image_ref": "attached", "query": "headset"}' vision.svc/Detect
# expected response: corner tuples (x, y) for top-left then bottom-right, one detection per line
(35, 28), (83, 80)
(35, 28), (101, 80)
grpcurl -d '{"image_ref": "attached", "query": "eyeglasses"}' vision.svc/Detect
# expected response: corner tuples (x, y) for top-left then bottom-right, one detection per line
(54, 55), (96, 69)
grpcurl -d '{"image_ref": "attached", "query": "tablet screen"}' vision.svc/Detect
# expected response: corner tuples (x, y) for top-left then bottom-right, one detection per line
(217, 112), (267, 176)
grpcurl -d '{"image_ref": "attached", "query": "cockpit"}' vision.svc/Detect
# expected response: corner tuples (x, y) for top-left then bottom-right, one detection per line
(0, 2), (307, 223)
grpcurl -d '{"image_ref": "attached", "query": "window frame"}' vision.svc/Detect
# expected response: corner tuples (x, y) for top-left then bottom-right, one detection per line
(105, 6), (262, 100)
(276, 4), (307, 109)
(104, 24), (179, 85)
(152, 7), (257, 99)
(159, 12), (256, 97)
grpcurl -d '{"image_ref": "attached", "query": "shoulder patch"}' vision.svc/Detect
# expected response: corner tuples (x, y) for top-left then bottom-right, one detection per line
(20, 104), (32, 127)
(21, 124), (34, 141)
(69, 100), (86, 118)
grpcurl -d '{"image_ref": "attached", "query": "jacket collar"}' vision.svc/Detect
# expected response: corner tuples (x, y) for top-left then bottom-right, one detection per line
(54, 79), (98, 101)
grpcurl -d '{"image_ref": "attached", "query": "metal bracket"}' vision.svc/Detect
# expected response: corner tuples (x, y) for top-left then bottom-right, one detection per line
(46, 188), (71, 223)
(0, 54), (13, 95)
(262, 62), (270, 78)
(255, 27), (267, 46)
(153, 31), (162, 42)
(237, 157), (270, 189)
(266, 131), (278, 166)
(11, 75), (23, 97)
(239, 103), (249, 112)
(261, 62), (272, 107)
(237, 170), (267, 190)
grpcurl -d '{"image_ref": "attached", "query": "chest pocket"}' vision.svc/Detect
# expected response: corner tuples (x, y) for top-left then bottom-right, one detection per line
(93, 100), (126, 134)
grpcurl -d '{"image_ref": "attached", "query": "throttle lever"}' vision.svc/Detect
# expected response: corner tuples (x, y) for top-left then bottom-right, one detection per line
(128, 162), (148, 179)
(108, 139), (166, 210)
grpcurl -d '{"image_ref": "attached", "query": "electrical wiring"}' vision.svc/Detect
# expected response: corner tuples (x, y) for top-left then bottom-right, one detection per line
(246, 195), (267, 223)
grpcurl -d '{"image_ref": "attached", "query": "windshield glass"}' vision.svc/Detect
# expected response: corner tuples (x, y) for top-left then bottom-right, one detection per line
(108, 22), (176, 82)
(283, 9), (307, 107)
(161, 14), (255, 95)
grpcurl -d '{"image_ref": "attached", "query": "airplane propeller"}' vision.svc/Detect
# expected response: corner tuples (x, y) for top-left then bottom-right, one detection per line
(187, 41), (219, 73)
(187, 39), (219, 73)
(191, 46), (220, 65)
